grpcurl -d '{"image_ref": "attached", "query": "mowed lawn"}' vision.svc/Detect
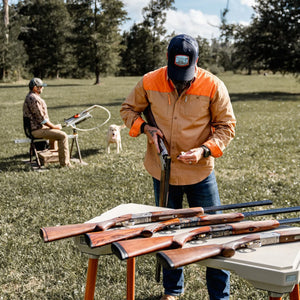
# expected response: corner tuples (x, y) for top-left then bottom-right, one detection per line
(0, 73), (299, 299)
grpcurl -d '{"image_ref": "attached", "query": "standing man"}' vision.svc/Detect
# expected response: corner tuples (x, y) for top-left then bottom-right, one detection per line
(23, 78), (72, 168)
(120, 34), (236, 300)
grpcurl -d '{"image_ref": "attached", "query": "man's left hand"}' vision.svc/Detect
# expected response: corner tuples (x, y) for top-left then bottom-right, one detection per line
(177, 148), (204, 165)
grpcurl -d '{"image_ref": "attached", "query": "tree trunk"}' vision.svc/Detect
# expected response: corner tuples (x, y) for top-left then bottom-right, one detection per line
(3, 0), (9, 28)
(94, 66), (100, 85)
(0, 68), (4, 80)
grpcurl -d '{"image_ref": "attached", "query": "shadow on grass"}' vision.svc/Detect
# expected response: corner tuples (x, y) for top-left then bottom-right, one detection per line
(230, 92), (300, 102)
(46, 92), (300, 115)
(0, 147), (102, 172)
(48, 99), (125, 111)
(0, 153), (32, 172)
(73, 147), (101, 158)
(0, 83), (87, 89)
(47, 92), (300, 112)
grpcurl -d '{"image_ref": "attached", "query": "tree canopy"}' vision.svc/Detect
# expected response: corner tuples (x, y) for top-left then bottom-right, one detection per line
(0, 0), (299, 82)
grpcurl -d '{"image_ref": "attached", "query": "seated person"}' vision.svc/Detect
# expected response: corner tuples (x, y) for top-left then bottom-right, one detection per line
(23, 78), (72, 168)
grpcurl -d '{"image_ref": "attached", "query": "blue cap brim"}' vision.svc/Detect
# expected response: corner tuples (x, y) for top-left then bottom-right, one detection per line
(167, 63), (195, 81)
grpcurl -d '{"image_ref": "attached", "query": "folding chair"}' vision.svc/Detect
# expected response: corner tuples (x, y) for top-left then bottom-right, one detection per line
(23, 117), (47, 168)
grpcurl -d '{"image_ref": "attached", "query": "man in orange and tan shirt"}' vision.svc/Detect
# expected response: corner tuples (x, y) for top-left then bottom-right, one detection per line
(120, 34), (236, 300)
(23, 78), (72, 168)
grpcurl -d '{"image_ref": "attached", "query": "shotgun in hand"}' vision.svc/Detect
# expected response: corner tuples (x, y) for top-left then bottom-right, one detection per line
(40, 200), (272, 242)
(143, 105), (170, 207)
(86, 205), (300, 249)
(156, 220), (300, 269)
(112, 215), (300, 260)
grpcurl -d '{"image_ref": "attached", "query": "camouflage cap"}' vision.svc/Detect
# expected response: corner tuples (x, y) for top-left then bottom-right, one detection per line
(29, 78), (47, 90)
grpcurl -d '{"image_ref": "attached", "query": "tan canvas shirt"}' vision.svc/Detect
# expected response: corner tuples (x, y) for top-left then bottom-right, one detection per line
(120, 66), (236, 185)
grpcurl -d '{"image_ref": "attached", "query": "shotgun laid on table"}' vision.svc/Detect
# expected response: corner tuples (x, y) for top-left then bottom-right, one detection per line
(86, 206), (300, 249)
(40, 200), (272, 242)
(111, 216), (300, 260)
(156, 223), (300, 270)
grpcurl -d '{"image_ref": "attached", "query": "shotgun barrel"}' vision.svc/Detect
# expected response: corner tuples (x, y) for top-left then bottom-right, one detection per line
(143, 105), (171, 207)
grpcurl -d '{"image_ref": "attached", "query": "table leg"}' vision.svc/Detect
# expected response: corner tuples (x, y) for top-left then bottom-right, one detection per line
(290, 284), (299, 300)
(127, 257), (135, 300)
(84, 257), (99, 300)
(269, 284), (300, 300)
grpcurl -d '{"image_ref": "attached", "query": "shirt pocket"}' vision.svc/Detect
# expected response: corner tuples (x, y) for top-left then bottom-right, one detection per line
(150, 91), (174, 121)
(180, 95), (211, 120)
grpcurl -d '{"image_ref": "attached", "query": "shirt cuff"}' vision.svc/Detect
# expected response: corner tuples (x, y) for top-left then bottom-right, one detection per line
(203, 140), (223, 158)
(41, 119), (48, 125)
(129, 117), (145, 137)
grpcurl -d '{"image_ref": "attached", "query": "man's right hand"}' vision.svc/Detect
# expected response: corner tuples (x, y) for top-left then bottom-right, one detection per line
(45, 120), (62, 130)
(144, 124), (164, 154)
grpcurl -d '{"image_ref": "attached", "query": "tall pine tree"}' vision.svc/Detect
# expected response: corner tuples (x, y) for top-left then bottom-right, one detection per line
(19, 0), (74, 78)
(120, 0), (175, 75)
(232, 0), (299, 74)
(0, 1), (27, 80)
(91, 0), (127, 84)
(251, 0), (299, 73)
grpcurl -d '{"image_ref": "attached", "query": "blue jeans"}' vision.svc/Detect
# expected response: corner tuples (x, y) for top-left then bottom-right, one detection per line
(153, 171), (230, 299)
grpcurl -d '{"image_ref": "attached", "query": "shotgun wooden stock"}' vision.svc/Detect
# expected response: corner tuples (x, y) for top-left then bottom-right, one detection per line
(111, 219), (281, 260)
(86, 212), (244, 248)
(40, 200), (272, 242)
(156, 227), (300, 269)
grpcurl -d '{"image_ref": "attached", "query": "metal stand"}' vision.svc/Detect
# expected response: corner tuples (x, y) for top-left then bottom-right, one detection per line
(69, 128), (83, 163)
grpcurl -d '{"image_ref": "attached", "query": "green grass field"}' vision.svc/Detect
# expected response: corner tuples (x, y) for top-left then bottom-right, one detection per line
(0, 73), (299, 299)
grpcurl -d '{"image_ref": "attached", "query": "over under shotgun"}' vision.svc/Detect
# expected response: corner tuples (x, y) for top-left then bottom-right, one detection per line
(156, 219), (300, 269)
(143, 105), (171, 207)
(86, 212), (244, 248)
(111, 216), (300, 260)
(87, 205), (300, 249)
(40, 200), (272, 242)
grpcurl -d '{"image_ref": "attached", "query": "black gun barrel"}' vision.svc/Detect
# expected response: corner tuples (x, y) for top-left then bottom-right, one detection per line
(243, 206), (300, 218)
(204, 200), (273, 213)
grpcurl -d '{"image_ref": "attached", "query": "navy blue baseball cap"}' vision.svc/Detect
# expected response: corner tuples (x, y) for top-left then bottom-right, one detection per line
(167, 34), (199, 82)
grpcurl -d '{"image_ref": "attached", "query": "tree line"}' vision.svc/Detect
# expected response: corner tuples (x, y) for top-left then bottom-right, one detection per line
(0, 0), (299, 83)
